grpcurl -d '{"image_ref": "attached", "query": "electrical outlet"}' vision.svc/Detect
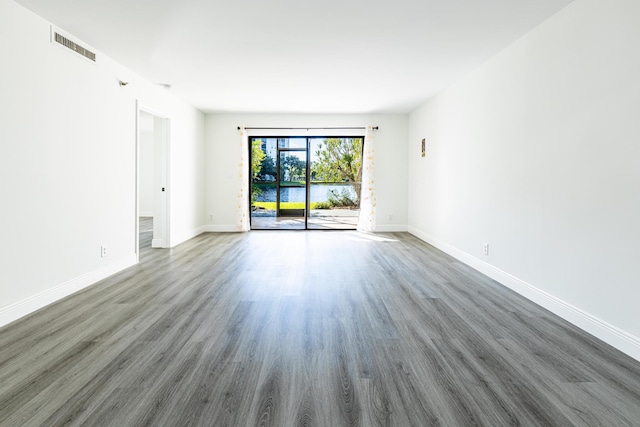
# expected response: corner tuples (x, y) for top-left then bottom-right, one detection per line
(388, 213), (393, 221)
(483, 243), (489, 255)
(101, 245), (107, 258)
(209, 214), (213, 221)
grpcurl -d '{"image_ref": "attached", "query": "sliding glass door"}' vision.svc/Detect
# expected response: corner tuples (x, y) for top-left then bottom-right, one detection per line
(250, 136), (362, 230)
(307, 137), (361, 230)
(277, 139), (307, 228)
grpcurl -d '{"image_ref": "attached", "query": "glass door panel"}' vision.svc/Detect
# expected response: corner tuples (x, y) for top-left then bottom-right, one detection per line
(277, 150), (306, 229)
(250, 138), (277, 229)
(278, 137), (307, 149)
(307, 137), (361, 229)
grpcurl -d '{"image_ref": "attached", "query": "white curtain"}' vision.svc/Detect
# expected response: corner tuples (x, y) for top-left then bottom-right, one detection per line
(237, 127), (250, 231)
(357, 125), (376, 232)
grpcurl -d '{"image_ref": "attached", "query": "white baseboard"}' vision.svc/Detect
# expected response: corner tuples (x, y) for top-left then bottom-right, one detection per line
(0, 254), (138, 329)
(151, 238), (165, 248)
(375, 224), (408, 232)
(200, 224), (408, 233)
(408, 226), (640, 363)
(170, 225), (209, 247)
(202, 225), (240, 232)
(139, 212), (153, 217)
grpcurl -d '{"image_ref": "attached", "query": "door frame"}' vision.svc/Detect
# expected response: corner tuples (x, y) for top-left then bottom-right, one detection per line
(135, 102), (171, 259)
(249, 135), (363, 230)
(276, 141), (308, 223)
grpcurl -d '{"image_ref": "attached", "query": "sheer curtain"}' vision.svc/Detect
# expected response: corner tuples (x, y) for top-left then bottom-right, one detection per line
(357, 125), (376, 232)
(237, 127), (250, 231)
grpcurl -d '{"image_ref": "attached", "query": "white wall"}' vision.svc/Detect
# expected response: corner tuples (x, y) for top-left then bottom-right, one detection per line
(408, 0), (640, 360)
(0, 0), (205, 326)
(138, 112), (155, 217)
(204, 114), (408, 231)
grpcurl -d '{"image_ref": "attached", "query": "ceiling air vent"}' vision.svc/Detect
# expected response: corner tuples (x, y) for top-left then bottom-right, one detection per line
(52, 29), (96, 62)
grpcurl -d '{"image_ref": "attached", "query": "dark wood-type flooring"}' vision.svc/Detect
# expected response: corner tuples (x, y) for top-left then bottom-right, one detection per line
(1, 229), (640, 426)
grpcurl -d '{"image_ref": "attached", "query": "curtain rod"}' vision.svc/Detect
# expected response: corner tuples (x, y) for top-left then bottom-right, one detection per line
(237, 126), (378, 130)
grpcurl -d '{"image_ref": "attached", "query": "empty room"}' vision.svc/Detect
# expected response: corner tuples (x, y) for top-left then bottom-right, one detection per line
(1, 0), (639, 425)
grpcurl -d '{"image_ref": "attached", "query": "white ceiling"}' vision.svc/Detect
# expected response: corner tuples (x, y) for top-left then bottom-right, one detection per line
(16, 0), (572, 114)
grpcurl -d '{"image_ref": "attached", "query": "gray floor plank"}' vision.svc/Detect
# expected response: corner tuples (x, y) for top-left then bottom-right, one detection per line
(1, 229), (640, 426)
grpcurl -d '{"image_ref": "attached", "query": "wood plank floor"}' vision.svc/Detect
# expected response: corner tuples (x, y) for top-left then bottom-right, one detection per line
(1, 231), (640, 426)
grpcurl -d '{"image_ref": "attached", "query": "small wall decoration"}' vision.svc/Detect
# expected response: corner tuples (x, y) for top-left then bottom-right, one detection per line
(421, 138), (426, 157)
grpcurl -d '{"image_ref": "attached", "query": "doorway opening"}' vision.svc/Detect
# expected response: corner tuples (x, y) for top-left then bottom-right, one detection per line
(136, 106), (170, 257)
(250, 136), (363, 230)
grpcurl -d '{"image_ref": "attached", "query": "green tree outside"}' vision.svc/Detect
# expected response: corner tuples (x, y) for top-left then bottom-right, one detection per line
(311, 138), (363, 206)
(251, 140), (266, 179)
(251, 140), (266, 204)
(280, 153), (306, 184)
